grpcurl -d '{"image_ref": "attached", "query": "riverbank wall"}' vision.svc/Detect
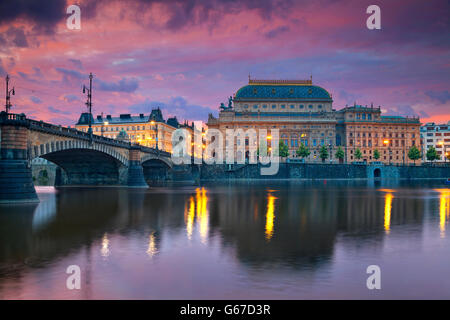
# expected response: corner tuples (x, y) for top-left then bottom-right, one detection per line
(196, 163), (449, 181)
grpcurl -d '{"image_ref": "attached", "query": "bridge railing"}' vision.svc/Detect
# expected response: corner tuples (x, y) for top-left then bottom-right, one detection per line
(0, 111), (27, 122)
(1, 112), (166, 155)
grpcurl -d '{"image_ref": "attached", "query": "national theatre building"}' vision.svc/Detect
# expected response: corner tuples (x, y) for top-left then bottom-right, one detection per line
(207, 78), (421, 164)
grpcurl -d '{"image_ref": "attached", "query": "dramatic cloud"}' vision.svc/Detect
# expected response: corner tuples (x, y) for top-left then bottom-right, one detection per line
(68, 59), (83, 70)
(30, 96), (42, 104)
(264, 26), (290, 39)
(7, 26), (28, 47)
(62, 94), (80, 103)
(0, 0), (66, 33)
(425, 90), (450, 104)
(48, 105), (71, 115)
(0, 0), (448, 125)
(97, 78), (139, 93)
(128, 96), (215, 121)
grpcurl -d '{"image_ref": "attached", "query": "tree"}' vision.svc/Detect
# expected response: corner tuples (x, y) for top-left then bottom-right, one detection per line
(319, 145), (328, 162)
(296, 143), (310, 160)
(426, 146), (439, 163)
(335, 147), (345, 163)
(354, 148), (362, 160)
(279, 141), (289, 159)
(373, 149), (380, 160)
(257, 138), (267, 157)
(407, 145), (421, 165)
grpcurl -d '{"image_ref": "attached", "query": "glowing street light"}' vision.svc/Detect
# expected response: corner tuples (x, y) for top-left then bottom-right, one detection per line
(383, 139), (391, 165)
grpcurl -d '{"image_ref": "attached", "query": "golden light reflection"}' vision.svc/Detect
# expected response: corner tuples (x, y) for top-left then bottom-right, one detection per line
(184, 196), (195, 240)
(184, 188), (209, 242)
(101, 232), (110, 257)
(146, 232), (158, 257)
(265, 193), (277, 240)
(196, 187), (209, 244)
(435, 189), (450, 238)
(384, 193), (393, 234)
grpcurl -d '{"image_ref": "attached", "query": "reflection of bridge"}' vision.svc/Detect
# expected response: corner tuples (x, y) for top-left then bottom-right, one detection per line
(0, 112), (172, 203)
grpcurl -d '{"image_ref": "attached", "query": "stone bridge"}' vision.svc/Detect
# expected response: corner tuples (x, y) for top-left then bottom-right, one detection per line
(0, 112), (172, 204)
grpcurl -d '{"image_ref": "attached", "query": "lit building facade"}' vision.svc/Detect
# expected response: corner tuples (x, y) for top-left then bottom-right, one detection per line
(75, 107), (191, 153)
(207, 78), (422, 164)
(337, 105), (421, 164)
(420, 122), (450, 162)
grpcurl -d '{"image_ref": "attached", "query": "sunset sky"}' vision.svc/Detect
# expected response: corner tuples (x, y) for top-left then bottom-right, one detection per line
(0, 0), (449, 126)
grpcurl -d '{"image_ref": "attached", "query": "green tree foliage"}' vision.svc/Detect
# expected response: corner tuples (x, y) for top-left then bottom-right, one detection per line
(279, 140), (289, 158)
(426, 146), (440, 162)
(296, 143), (310, 159)
(354, 148), (362, 160)
(319, 145), (328, 162)
(335, 147), (345, 163)
(407, 145), (421, 164)
(373, 149), (380, 160)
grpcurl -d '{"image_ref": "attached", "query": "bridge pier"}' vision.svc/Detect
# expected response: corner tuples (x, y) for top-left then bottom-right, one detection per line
(0, 114), (39, 204)
(127, 147), (148, 188)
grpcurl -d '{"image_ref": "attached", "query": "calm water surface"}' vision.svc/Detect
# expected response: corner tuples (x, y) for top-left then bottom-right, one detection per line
(0, 181), (449, 299)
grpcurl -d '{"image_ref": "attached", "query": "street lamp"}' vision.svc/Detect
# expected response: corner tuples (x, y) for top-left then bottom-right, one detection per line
(383, 139), (391, 165)
(328, 143), (332, 163)
(150, 120), (158, 150)
(5, 75), (15, 114)
(101, 121), (109, 137)
(438, 141), (445, 163)
(82, 73), (94, 135)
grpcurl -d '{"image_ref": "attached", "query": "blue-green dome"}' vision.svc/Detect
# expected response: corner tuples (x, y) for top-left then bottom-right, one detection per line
(235, 84), (332, 102)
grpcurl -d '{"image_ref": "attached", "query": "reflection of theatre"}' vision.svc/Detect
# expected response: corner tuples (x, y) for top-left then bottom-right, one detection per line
(207, 78), (421, 164)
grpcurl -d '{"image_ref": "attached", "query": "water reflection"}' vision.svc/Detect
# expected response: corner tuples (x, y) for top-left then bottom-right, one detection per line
(0, 181), (449, 299)
(384, 192), (394, 234)
(436, 189), (450, 238)
(265, 192), (276, 241)
(185, 196), (195, 240)
(146, 232), (158, 257)
(32, 187), (57, 232)
(196, 187), (209, 244)
(101, 233), (110, 258)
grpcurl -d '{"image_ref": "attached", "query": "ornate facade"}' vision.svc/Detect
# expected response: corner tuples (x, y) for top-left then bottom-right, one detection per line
(75, 107), (193, 153)
(207, 78), (421, 164)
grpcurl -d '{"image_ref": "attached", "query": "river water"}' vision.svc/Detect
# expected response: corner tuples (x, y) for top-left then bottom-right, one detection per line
(0, 181), (449, 299)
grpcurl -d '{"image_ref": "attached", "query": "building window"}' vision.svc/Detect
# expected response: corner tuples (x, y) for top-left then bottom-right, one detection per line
(290, 105), (295, 109)
(281, 105), (285, 109)
(263, 105), (267, 108)
(308, 105), (313, 109)
(244, 104), (248, 108)
(272, 105), (276, 109)
(318, 105), (322, 109)
(300, 105), (304, 109)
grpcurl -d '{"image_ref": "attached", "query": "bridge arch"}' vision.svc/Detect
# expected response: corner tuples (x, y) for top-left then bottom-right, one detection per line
(141, 154), (172, 168)
(141, 154), (172, 183)
(30, 140), (129, 185)
(30, 139), (128, 166)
